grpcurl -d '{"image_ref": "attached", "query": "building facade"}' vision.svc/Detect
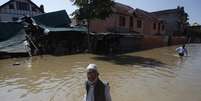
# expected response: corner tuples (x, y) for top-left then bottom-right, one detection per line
(87, 2), (134, 33)
(0, 0), (44, 22)
(73, 2), (188, 37)
(152, 6), (189, 36)
(134, 9), (165, 35)
(75, 2), (166, 35)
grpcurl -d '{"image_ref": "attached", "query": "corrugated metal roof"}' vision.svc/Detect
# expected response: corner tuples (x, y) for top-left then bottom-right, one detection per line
(0, 22), (27, 53)
(46, 27), (87, 33)
(0, 31), (27, 53)
(33, 10), (71, 28)
(0, 22), (24, 42)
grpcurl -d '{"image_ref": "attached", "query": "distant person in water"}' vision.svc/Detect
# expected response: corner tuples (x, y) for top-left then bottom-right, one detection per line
(176, 44), (188, 57)
(83, 64), (112, 101)
(24, 40), (32, 57)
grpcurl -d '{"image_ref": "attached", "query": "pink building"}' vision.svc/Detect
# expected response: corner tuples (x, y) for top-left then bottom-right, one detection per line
(134, 9), (165, 35)
(87, 2), (165, 35)
(89, 2), (134, 33)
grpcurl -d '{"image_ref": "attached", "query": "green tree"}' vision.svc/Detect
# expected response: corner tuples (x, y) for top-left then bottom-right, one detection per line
(71, 0), (114, 20)
(70, 0), (114, 51)
(192, 22), (200, 26)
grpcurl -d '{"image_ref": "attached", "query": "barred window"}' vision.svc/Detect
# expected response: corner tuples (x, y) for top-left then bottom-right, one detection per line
(9, 4), (14, 9)
(119, 16), (126, 27)
(16, 1), (30, 11)
(137, 20), (142, 28)
(153, 23), (156, 30)
(32, 6), (37, 12)
(130, 16), (133, 27)
(162, 24), (165, 31)
(158, 23), (161, 31)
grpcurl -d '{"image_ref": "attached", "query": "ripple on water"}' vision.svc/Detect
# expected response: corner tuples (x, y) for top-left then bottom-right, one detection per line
(0, 44), (201, 101)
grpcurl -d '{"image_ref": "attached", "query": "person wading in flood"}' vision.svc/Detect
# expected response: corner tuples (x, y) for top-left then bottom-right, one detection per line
(83, 64), (112, 101)
(176, 44), (188, 57)
(24, 39), (32, 57)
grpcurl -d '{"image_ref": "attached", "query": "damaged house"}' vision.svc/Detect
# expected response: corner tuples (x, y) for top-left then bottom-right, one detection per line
(0, 10), (87, 57)
(22, 10), (88, 55)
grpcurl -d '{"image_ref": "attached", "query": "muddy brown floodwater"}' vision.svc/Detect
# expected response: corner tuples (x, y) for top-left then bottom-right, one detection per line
(0, 44), (201, 101)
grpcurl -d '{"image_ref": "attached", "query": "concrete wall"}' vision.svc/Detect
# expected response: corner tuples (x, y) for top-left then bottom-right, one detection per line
(119, 36), (141, 52)
(141, 35), (166, 49)
(89, 14), (116, 33)
(141, 35), (186, 49)
(171, 36), (187, 45)
(89, 13), (132, 33)
(157, 13), (180, 34)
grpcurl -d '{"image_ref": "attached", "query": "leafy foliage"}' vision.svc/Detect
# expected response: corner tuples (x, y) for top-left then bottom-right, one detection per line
(71, 0), (114, 20)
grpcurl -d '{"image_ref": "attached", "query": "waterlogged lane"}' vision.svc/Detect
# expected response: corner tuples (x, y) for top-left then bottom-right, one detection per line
(0, 44), (201, 101)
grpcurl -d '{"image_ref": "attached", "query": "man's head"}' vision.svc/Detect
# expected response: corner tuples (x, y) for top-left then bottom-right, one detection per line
(86, 64), (99, 82)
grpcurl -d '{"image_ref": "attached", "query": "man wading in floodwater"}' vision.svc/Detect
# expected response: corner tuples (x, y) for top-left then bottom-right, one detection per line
(83, 64), (112, 101)
(176, 44), (188, 57)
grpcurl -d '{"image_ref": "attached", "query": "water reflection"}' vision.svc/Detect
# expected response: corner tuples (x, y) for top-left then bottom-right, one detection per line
(0, 44), (201, 101)
(92, 54), (166, 67)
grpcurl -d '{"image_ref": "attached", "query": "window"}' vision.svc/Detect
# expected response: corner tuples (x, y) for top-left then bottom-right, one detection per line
(162, 24), (165, 31)
(119, 16), (126, 27)
(9, 4), (14, 9)
(137, 20), (142, 28)
(32, 6), (37, 12)
(158, 23), (161, 31)
(130, 16), (133, 27)
(177, 22), (181, 29)
(16, 1), (30, 11)
(153, 23), (156, 30)
(12, 17), (18, 21)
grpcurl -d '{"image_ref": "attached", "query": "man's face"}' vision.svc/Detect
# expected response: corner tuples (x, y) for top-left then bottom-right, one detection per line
(87, 69), (98, 82)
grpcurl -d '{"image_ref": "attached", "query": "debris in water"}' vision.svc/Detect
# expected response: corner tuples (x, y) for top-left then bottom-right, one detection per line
(13, 62), (20, 66)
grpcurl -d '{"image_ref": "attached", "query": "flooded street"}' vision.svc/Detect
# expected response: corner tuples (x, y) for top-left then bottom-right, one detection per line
(0, 44), (201, 101)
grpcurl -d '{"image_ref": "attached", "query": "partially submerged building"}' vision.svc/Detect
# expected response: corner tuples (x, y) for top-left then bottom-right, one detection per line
(74, 2), (188, 50)
(24, 10), (87, 55)
(0, 2), (189, 58)
(0, 10), (87, 57)
(76, 2), (166, 36)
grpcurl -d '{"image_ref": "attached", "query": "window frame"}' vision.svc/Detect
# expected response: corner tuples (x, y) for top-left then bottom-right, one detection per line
(153, 23), (156, 30)
(119, 16), (126, 27)
(129, 16), (133, 27)
(16, 1), (30, 11)
(32, 6), (37, 12)
(9, 3), (15, 9)
(162, 24), (165, 31)
(137, 20), (142, 28)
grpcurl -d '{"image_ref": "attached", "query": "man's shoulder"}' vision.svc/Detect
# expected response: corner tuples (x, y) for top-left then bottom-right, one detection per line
(85, 80), (110, 87)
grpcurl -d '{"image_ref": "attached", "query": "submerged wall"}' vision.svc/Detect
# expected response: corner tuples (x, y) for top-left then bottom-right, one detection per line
(140, 35), (187, 50)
